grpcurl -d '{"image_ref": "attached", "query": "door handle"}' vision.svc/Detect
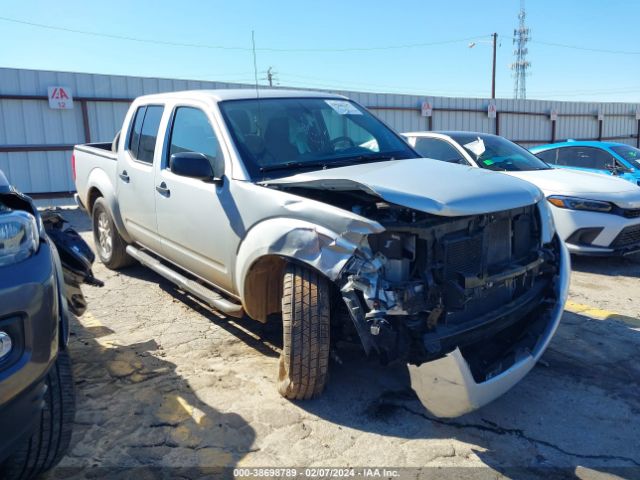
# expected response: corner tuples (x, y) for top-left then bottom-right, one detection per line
(119, 171), (130, 183)
(156, 182), (170, 197)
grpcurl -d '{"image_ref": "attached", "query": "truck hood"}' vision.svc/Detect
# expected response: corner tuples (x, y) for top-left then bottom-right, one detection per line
(505, 169), (640, 208)
(264, 158), (542, 216)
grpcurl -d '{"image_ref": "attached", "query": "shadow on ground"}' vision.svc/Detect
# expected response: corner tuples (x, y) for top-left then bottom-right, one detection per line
(46, 314), (256, 479)
(571, 253), (640, 278)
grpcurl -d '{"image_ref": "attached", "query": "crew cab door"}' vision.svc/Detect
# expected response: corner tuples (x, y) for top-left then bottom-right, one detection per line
(154, 104), (236, 292)
(116, 104), (165, 253)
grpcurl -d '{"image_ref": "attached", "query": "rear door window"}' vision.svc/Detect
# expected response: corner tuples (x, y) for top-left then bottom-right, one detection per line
(137, 106), (164, 164)
(557, 146), (614, 169)
(127, 107), (145, 159)
(127, 105), (164, 164)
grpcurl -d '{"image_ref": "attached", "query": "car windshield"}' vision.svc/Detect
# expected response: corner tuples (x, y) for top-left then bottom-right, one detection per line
(219, 97), (418, 178)
(611, 145), (640, 169)
(449, 133), (551, 171)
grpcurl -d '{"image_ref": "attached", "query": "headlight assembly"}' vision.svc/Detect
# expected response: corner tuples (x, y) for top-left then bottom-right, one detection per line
(547, 196), (613, 213)
(0, 209), (40, 267)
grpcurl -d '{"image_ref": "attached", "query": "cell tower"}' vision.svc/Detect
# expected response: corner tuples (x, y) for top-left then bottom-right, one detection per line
(511, 0), (531, 99)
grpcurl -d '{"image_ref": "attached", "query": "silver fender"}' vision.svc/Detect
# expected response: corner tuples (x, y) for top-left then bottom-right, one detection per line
(235, 217), (383, 300)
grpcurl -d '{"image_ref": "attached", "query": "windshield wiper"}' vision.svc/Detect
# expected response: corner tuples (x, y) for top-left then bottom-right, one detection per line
(259, 160), (332, 173)
(259, 153), (400, 173)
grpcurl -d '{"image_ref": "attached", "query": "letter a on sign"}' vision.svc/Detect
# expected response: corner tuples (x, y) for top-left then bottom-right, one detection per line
(48, 86), (74, 110)
(421, 100), (433, 117)
(487, 101), (497, 119)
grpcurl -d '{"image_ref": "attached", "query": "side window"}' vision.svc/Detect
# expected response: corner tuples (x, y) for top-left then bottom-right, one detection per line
(413, 138), (466, 164)
(535, 149), (558, 165)
(169, 107), (220, 165)
(558, 147), (614, 169)
(137, 106), (164, 164)
(127, 106), (146, 159)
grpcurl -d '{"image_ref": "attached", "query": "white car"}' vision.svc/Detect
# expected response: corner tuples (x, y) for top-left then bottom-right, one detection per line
(404, 131), (640, 256)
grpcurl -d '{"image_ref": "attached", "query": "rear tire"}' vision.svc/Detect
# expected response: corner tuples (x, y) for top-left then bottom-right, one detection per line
(92, 197), (134, 269)
(277, 264), (330, 400)
(0, 350), (76, 480)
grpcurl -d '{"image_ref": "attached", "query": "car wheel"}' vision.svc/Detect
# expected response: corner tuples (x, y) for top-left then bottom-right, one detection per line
(277, 263), (330, 400)
(92, 197), (134, 269)
(0, 350), (76, 480)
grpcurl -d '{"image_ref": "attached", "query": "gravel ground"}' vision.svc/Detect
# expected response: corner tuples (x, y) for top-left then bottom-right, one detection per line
(46, 208), (640, 479)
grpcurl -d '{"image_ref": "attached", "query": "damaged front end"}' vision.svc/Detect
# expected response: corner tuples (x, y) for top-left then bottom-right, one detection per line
(337, 199), (569, 417)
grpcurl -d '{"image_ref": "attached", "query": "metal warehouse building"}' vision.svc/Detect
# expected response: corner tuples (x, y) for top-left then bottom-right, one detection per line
(1, 67), (639, 194)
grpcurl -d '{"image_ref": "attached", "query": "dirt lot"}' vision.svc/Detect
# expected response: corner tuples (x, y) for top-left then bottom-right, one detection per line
(46, 207), (640, 479)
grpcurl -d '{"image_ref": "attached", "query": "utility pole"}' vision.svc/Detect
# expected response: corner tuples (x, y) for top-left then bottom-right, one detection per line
(491, 32), (497, 99)
(264, 66), (277, 87)
(469, 34), (498, 99)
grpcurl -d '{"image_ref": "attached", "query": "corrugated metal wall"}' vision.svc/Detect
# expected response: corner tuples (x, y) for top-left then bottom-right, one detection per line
(1, 67), (639, 193)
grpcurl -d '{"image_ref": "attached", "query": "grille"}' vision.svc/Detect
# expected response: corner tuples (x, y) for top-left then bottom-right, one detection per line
(611, 224), (640, 247)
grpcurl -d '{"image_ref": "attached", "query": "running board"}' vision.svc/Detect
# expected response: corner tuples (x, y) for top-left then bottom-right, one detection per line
(125, 246), (244, 318)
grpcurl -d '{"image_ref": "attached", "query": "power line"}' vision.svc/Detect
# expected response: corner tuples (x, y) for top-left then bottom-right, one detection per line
(3, 14), (640, 58)
(0, 15), (252, 50)
(279, 75), (491, 97)
(530, 39), (640, 55)
(0, 15), (484, 53)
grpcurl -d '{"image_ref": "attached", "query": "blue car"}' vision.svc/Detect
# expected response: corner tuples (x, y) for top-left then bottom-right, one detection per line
(530, 141), (640, 187)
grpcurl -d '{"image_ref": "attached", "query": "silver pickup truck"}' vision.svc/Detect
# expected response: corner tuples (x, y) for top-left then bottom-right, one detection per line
(73, 89), (569, 417)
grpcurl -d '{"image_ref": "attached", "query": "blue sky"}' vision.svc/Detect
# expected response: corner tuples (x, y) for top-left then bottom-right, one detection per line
(1, 0), (639, 102)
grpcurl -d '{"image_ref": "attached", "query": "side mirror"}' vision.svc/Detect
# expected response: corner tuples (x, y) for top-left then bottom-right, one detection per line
(170, 152), (223, 183)
(605, 162), (627, 175)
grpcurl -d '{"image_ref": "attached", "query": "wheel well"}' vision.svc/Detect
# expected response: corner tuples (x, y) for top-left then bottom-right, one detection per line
(243, 256), (337, 323)
(243, 255), (286, 322)
(87, 187), (103, 214)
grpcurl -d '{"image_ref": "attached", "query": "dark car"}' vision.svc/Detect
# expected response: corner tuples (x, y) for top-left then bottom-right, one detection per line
(0, 169), (99, 479)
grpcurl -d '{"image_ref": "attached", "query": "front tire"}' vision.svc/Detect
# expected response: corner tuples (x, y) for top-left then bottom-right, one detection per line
(92, 197), (133, 269)
(277, 264), (330, 400)
(0, 350), (76, 480)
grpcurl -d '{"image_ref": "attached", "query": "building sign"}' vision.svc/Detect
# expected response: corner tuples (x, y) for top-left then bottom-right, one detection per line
(550, 109), (558, 122)
(48, 86), (74, 109)
(636, 107), (640, 121)
(597, 109), (604, 122)
(487, 101), (497, 119)
(421, 100), (433, 117)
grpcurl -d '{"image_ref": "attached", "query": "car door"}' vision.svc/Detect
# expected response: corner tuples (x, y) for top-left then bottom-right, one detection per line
(556, 146), (616, 176)
(154, 104), (236, 292)
(116, 104), (165, 253)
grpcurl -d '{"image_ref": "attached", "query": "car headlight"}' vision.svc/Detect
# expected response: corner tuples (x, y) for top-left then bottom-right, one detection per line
(537, 199), (556, 244)
(547, 195), (613, 213)
(0, 210), (40, 267)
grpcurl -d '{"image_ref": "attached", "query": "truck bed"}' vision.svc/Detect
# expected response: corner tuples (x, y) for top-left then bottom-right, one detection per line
(75, 142), (116, 159)
(73, 142), (118, 210)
